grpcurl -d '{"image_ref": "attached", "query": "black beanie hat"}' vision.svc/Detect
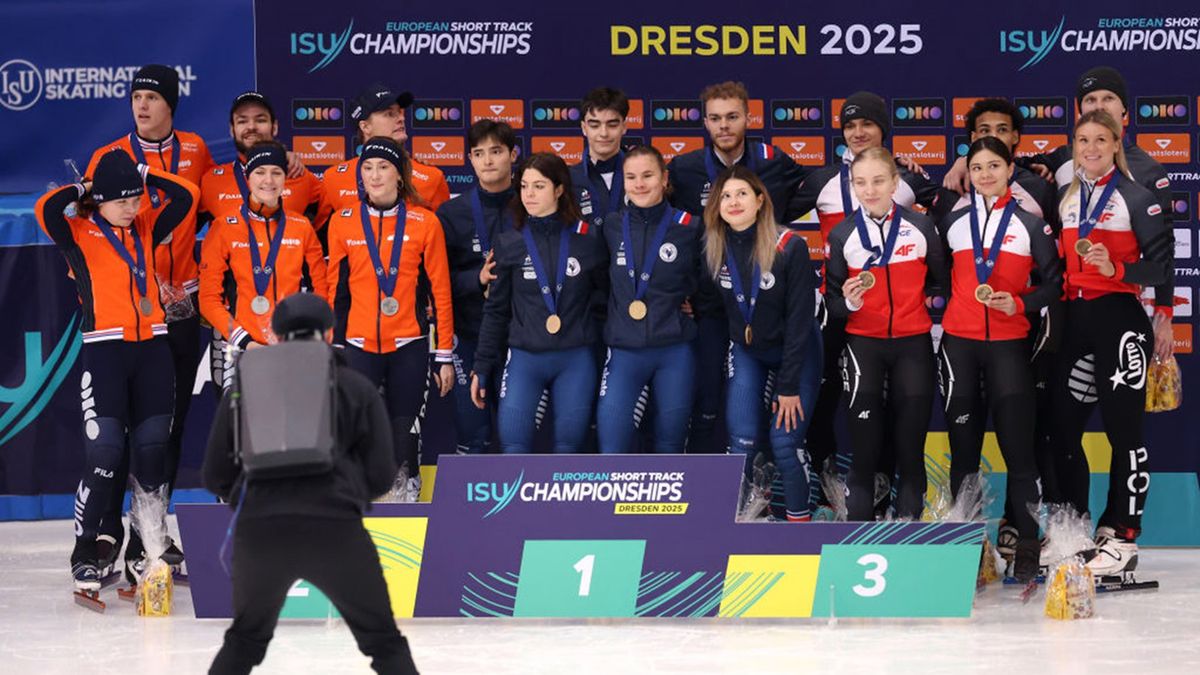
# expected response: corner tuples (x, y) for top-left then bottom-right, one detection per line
(1076, 66), (1128, 111)
(272, 293), (334, 339)
(841, 91), (890, 138)
(359, 137), (405, 174)
(91, 151), (144, 203)
(131, 64), (180, 113)
(244, 142), (288, 175)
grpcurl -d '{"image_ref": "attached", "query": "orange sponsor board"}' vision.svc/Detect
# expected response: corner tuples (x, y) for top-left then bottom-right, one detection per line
(952, 97), (984, 128)
(292, 136), (346, 166)
(747, 99), (765, 130)
(1136, 133), (1191, 164)
(470, 99), (525, 128)
(532, 137), (585, 164)
(830, 98), (846, 128)
(892, 135), (947, 164)
(626, 99), (645, 129)
(411, 136), (465, 166)
(1174, 323), (1193, 354)
(651, 136), (705, 163)
(772, 136), (826, 166)
(1015, 134), (1068, 158)
(795, 229), (825, 259)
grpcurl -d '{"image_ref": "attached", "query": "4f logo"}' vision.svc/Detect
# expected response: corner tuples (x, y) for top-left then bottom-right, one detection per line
(466, 471), (524, 518)
(1109, 331), (1147, 390)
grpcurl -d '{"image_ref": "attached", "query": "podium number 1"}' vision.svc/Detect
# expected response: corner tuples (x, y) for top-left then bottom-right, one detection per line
(573, 554), (595, 596)
(853, 553), (888, 597)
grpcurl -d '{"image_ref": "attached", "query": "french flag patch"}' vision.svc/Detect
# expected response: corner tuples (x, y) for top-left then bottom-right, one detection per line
(674, 210), (693, 226)
(758, 143), (775, 160)
(575, 219), (590, 235)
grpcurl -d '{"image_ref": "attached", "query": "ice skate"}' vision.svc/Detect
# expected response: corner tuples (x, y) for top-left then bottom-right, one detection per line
(1012, 538), (1041, 585)
(162, 538), (189, 585)
(1088, 527), (1159, 593)
(72, 560), (105, 612)
(95, 534), (123, 586)
(996, 522), (1018, 561)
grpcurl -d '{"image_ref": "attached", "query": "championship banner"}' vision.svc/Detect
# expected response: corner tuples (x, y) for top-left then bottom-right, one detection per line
(178, 455), (985, 619)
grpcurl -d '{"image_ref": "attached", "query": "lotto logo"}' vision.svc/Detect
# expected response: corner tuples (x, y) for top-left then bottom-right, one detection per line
(292, 98), (344, 129)
(531, 100), (582, 129)
(1170, 193), (1192, 221)
(892, 135), (947, 163)
(1014, 97), (1068, 125)
(292, 136), (345, 166)
(470, 99), (524, 128)
(1136, 96), (1190, 126)
(892, 98), (946, 128)
(771, 99), (824, 129)
(531, 137), (584, 163)
(650, 136), (704, 162)
(1015, 134), (1067, 158)
(772, 136), (825, 166)
(625, 99), (645, 130)
(650, 100), (702, 128)
(1136, 134), (1191, 163)
(952, 98), (983, 128)
(746, 99), (765, 130)
(411, 136), (464, 166)
(411, 100), (464, 129)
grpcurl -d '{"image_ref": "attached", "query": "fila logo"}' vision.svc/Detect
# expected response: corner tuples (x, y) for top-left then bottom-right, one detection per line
(895, 243), (917, 257)
(550, 141), (565, 152)
(1156, 138), (1172, 149)
(670, 142), (686, 152)
(790, 142), (806, 151)
(490, 105), (504, 115)
(1033, 139), (1049, 150)
(911, 141), (927, 151)
(431, 141), (446, 151)
(311, 141), (327, 151)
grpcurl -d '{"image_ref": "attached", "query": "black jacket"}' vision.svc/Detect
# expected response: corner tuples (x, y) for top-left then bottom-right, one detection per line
(436, 185), (516, 343)
(668, 142), (809, 223)
(473, 214), (608, 388)
(599, 201), (703, 349)
(202, 349), (398, 520)
(570, 155), (623, 229)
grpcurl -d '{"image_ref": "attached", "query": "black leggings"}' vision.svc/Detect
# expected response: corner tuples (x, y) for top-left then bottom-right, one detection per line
(843, 333), (935, 521)
(1049, 294), (1152, 538)
(939, 334), (1041, 539)
(344, 340), (431, 471)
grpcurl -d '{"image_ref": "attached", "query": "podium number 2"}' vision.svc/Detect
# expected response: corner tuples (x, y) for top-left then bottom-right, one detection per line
(573, 554), (595, 596)
(853, 553), (888, 597)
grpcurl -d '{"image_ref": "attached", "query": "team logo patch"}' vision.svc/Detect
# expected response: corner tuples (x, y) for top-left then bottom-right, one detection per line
(1148, 204), (1163, 216)
(1043, 224), (1053, 236)
(659, 243), (678, 262)
(341, 209), (352, 217)
(760, 272), (776, 290)
(226, 216), (238, 224)
(566, 257), (581, 277)
(1156, 177), (1170, 189)
(1109, 331), (1148, 390)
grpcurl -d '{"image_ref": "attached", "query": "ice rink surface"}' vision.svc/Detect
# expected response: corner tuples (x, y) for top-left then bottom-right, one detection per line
(1, 519), (1197, 675)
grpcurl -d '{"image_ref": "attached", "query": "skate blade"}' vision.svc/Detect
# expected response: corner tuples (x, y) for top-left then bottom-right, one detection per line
(116, 585), (137, 602)
(73, 590), (106, 613)
(98, 569), (122, 588)
(1094, 576), (1159, 593)
(1002, 574), (1046, 586)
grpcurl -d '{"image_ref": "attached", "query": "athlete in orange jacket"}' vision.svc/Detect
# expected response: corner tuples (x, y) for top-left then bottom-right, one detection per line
(36, 151), (197, 594)
(317, 83), (450, 228)
(200, 143), (327, 363)
(326, 137), (454, 499)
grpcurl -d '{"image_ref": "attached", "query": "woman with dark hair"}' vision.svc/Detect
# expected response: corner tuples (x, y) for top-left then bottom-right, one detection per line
(326, 137), (455, 501)
(937, 136), (1062, 581)
(471, 153), (608, 453)
(596, 145), (702, 453)
(699, 165), (822, 520)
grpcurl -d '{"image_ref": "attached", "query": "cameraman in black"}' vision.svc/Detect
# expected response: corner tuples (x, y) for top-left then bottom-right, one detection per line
(203, 293), (419, 674)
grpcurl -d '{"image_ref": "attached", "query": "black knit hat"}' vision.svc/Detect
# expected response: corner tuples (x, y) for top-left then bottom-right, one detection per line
(244, 142), (288, 175)
(350, 83), (414, 123)
(359, 137), (405, 174)
(230, 91), (275, 122)
(131, 64), (180, 113)
(1076, 66), (1128, 111)
(841, 91), (890, 139)
(91, 151), (144, 203)
(272, 293), (334, 339)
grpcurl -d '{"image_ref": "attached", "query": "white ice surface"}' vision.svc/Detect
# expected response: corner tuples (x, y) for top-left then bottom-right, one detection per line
(1, 519), (1197, 675)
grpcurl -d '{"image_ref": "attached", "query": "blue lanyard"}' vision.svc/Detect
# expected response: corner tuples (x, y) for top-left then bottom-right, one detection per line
(359, 203), (408, 298)
(585, 146), (624, 215)
(838, 164), (855, 216)
(968, 189), (1017, 285)
(240, 206), (288, 298)
(1078, 172), (1120, 240)
(94, 214), (148, 297)
(704, 142), (761, 183)
(723, 242), (761, 326)
(468, 188), (509, 254)
(620, 206), (674, 302)
(127, 133), (179, 208)
(521, 224), (571, 316)
(853, 205), (903, 272)
(233, 161), (250, 202)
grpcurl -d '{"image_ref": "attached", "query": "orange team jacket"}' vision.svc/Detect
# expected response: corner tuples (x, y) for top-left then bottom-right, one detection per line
(326, 202), (454, 360)
(87, 130), (212, 296)
(35, 167), (200, 343)
(199, 159), (324, 222)
(317, 156), (450, 228)
(199, 207), (328, 348)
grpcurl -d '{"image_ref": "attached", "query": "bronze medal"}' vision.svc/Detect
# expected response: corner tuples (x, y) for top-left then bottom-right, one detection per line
(858, 270), (876, 290)
(545, 314), (562, 334)
(250, 295), (271, 316)
(628, 299), (648, 321)
(138, 297), (154, 317)
(975, 283), (994, 304)
(1074, 238), (1093, 256)
(744, 324), (753, 345)
(380, 297), (400, 316)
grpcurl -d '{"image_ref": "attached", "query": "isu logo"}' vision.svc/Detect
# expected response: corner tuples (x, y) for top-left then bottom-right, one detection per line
(1109, 331), (1148, 390)
(1136, 133), (1191, 163)
(470, 99), (524, 128)
(651, 136), (704, 162)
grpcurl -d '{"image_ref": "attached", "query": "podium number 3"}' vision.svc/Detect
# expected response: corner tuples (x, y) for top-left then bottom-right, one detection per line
(853, 553), (888, 597)
(573, 554), (596, 597)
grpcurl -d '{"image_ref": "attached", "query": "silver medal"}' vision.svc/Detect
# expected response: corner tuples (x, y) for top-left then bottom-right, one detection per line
(380, 297), (400, 316)
(251, 295), (271, 315)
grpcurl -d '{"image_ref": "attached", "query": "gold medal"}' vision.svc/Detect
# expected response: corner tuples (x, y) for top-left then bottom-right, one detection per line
(858, 270), (876, 290)
(545, 314), (562, 334)
(628, 299), (647, 320)
(1074, 238), (1093, 256)
(975, 284), (994, 304)
(744, 324), (753, 345)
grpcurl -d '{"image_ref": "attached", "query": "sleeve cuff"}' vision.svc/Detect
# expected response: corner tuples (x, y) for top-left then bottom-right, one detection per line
(230, 326), (253, 350)
(73, 183), (86, 198)
(433, 349), (454, 364)
(1012, 295), (1026, 315)
(845, 297), (862, 312)
(1111, 260), (1125, 280)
